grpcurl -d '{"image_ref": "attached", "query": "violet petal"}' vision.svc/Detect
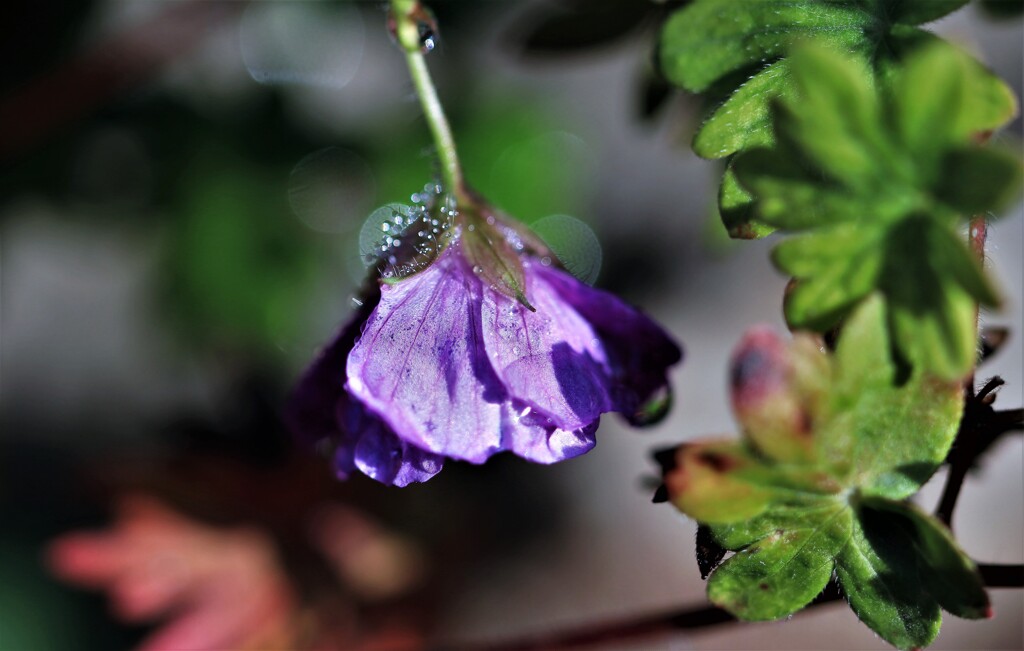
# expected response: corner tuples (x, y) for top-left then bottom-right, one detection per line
(500, 400), (598, 464)
(286, 297), (443, 486)
(346, 247), (507, 463)
(532, 263), (682, 424)
(481, 267), (612, 432)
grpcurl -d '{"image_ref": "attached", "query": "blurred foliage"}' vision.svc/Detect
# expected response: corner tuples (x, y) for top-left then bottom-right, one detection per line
(2, 2), (592, 364)
(980, 0), (1024, 17)
(161, 145), (319, 356)
(504, 0), (684, 55)
(658, 0), (1013, 239)
(0, 1), (94, 94)
(375, 103), (591, 225)
(735, 43), (1020, 380)
(660, 297), (985, 650)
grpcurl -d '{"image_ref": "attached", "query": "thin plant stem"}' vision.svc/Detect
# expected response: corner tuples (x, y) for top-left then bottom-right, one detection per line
(436, 566), (1023, 651)
(391, 0), (463, 194)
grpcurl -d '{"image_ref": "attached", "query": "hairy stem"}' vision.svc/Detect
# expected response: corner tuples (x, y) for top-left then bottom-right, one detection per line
(390, 0), (463, 193)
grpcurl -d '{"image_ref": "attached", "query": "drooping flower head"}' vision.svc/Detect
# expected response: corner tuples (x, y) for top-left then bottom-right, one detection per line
(287, 186), (682, 486)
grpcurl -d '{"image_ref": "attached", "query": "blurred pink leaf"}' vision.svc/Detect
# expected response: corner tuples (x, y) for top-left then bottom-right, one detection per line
(48, 494), (302, 651)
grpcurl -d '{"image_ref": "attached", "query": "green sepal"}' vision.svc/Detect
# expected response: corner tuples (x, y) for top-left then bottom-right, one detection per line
(460, 215), (534, 311)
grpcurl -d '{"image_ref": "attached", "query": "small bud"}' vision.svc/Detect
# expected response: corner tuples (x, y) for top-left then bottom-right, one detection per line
(730, 328), (828, 463)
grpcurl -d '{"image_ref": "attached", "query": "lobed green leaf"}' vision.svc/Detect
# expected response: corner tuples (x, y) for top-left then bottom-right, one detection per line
(660, 0), (1016, 239)
(836, 505), (943, 650)
(734, 43), (1020, 379)
(707, 504), (851, 621)
(659, 300), (970, 647)
(864, 498), (990, 620)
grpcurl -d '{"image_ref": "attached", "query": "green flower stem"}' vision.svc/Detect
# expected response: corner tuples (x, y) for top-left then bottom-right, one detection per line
(390, 0), (464, 195)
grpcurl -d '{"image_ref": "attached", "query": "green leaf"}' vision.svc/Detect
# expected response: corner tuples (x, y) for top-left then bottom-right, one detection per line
(734, 43), (1019, 379)
(822, 296), (963, 498)
(707, 504), (852, 620)
(730, 331), (830, 464)
(660, 299), (969, 647)
(879, 218), (982, 380)
(718, 163), (773, 239)
(864, 499), (990, 620)
(934, 147), (1024, 215)
(734, 149), (873, 229)
(776, 229), (883, 332)
(660, 0), (1015, 238)
(836, 498), (989, 649)
(888, 0), (970, 24)
(694, 60), (790, 159)
(836, 505), (943, 650)
(662, 441), (839, 524)
(894, 42), (1018, 160)
(660, 0), (872, 95)
(779, 46), (886, 189)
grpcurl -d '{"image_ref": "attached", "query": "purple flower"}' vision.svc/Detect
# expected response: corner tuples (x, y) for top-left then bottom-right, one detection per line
(287, 209), (681, 486)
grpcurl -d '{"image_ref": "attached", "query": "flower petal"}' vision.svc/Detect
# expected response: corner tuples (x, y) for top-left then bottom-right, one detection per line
(346, 247), (506, 463)
(287, 298), (443, 486)
(481, 267), (612, 431)
(532, 264), (682, 424)
(286, 307), (368, 478)
(500, 401), (598, 464)
(353, 427), (444, 486)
